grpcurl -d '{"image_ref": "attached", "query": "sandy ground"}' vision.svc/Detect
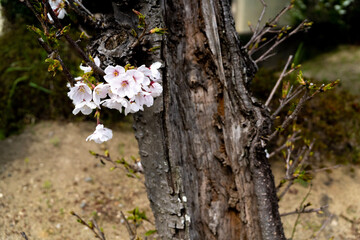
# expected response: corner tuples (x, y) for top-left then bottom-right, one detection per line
(0, 121), (153, 240)
(0, 121), (360, 240)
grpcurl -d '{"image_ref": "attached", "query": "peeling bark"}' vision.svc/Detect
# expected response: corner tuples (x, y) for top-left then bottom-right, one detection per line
(90, 0), (285, 239)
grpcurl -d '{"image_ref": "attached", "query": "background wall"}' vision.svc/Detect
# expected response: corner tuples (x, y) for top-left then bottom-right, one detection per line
(232, 0), (289, 33)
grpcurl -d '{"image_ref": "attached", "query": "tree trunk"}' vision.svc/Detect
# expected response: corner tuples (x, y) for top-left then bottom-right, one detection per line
(94, 0), (286, 239)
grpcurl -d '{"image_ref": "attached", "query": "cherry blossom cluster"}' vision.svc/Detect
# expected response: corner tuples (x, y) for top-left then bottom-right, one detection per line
(67, 57), (163, 144)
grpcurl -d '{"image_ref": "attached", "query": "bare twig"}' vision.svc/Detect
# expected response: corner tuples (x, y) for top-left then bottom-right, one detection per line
(285, 147), (292, 179)
(20, 232), (29, 240)
(121, 211), (136, 240)
(44, 1), (105, 76)
(245, 2), (293, 50)
(268, 130), (301, 158)
(307, 165), (342, 174)
(278, 180), (294, 199)
(281, 204), (328, 217)
(311, 214), (334, 240)
(265, 55), (293, 107)
(68, 0), (94, 17)
(25, 0), (49, 34)
(277, 139), (315, 199)
(91, 151), (144, 178)
(271, 86), (304, 119)
(268, 91), (309, 142)
(71, 211), (106, 240)
(37, 38), (76, 86)
(255, 21), (307, 63)
(92, 218), (106, 240)
(291, 185), (312, 239)
(253, 0), (267, 36)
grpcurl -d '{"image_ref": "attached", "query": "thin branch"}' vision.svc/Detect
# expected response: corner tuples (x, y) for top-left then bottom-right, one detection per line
(278, 180), (294, 199)
(25, 0), (49, 34)
(44, 1), (105, 76)
(311, 214), (334, 240)
(291, 185), (312, 239)
(265, 55), (293, 106)
(306, 165), (342, 174)
(68, 0), (94, 17)
(340, 214), (360, 224)
(130, 27), (149, 49)
(71, 211), (106, 240)
(20, 232), (29, 240)
(277, 139), (315, 200)
(268, 91), (309, 142)
(92, 218), (106, 240)
(253, 0), (267, 36)
(268, 131), (301, 158)
(281, 204), (328, 217)
(249, 34), (277, 55)
(245, 3), (293, 49)
(37, 38), (75, 86)
(271, 86), (305, 119)
(121, 211), (136, 240)
(255, 21), (307, 63)
(256, 52), (277, 63)
(285, 147), (292, 179)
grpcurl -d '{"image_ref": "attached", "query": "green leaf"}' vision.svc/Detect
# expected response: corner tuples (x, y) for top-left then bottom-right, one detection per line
(149, 27), (168, 35)
(297, 70), (306, 85)
(148, 46), (161, 52)
(29, 82), (52, 94)
(294, 178), (309, 187)
(145, 230), (157, 236)
(89, 150), (97, 156)
(27, 25), (45, 39)
(45, 58), (63, 76)
(282, 81), (290, 99)
(60, 24), (71, 35)
(132, 9), (146, 28)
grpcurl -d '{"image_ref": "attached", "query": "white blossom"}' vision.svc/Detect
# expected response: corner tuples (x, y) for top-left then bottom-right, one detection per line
(110, 74), (141, 98)
(124, 99), (141, 116)
(86, 124), (113, 144)
(145, 82), (163, 97)
(72, 101), (97, 115)
(138, 62), (162, 82)
(126, 69), (149, 85)
(67, 82), (92, 105)
(72, 62), (164, 144)
(93, 83), (110, 107)
(104, 65), (125, 83)
(101, 94), (128, 112)
(132, 92), (154, 110)
(149, 62), (162, 82)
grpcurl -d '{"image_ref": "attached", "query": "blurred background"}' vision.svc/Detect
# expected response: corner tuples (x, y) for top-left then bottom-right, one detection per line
(1, 0), (360, 239)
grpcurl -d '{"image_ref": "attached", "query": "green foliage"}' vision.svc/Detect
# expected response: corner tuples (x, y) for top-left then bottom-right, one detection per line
(145, 229), (157, 236)
(127, 207), (149, 226)
(0, 0), (36, 23)
(290, 0), (355, 26)
(299, 89), (360, 164)
(289, 0), (360, 45)
(0, 22), (79, 137)
(132, 9), (146, 29)
(252, 67), (360, 164)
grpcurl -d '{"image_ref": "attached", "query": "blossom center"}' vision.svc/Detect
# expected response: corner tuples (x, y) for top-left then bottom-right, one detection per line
(121, 81), (129, 87)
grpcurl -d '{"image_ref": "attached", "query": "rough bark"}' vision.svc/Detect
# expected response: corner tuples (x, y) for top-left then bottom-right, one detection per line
(91, 0), (285, 239)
